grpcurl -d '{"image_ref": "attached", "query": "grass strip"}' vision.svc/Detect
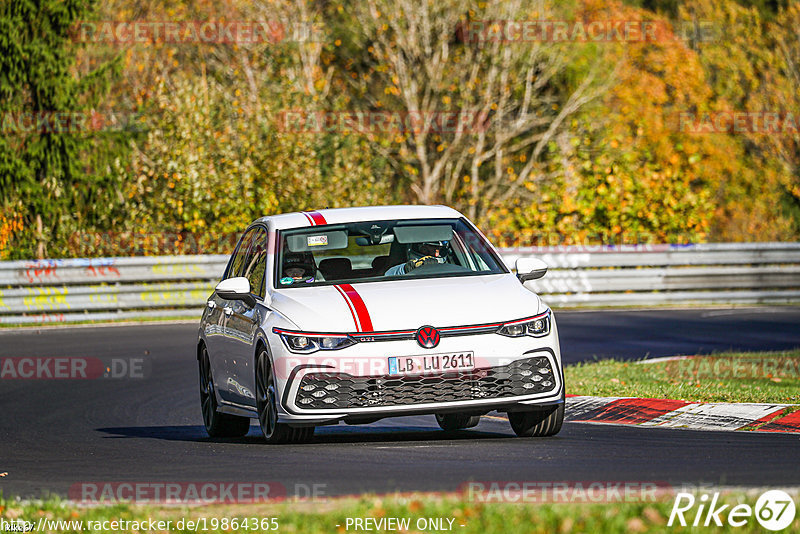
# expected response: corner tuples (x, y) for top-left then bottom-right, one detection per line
(2, 492), (799, 534)
(565, 350), (800, 404)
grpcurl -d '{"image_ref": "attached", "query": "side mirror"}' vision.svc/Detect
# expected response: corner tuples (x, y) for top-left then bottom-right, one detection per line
(215, 277), (257, 308)
(515, 258), (548, 283)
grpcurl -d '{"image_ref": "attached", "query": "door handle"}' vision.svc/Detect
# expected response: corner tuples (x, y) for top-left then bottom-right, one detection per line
(223, 306), (233, 316)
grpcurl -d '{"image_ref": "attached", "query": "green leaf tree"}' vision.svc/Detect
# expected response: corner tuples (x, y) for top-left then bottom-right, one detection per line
(0, 0), (121, 258)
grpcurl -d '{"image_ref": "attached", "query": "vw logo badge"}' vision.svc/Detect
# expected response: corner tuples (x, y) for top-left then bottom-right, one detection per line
(415, 326), (440, 349)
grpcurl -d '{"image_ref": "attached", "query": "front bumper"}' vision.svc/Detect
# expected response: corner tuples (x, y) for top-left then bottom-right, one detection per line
(295, 353), (557, 409)
(276, 350), (563, 424)
(271, 312), (564, 424)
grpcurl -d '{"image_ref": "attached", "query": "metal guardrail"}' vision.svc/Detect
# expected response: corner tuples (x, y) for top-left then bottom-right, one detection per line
(511, 242), (800, 306)
(0, 243), (798, 324)
(0, 256), (228, 325)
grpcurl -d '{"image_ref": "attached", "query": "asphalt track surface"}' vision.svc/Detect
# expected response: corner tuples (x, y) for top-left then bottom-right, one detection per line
(1, 307), (799, 499)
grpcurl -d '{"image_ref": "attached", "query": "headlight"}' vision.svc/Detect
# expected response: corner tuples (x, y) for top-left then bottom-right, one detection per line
(496, 310), (551, 338)
(273, 328), (356, 353)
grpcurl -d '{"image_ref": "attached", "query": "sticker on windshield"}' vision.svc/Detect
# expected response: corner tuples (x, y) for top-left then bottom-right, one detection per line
(307, 235), (329, 247)
(280, 277), (294, 285)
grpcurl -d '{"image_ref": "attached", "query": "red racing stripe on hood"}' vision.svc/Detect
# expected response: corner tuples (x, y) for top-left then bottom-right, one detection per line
(333, 284), (361, 331)
(335, 283), (374, 332)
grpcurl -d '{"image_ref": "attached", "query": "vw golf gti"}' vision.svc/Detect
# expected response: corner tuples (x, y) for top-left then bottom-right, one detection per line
(197, 205), (564, 443)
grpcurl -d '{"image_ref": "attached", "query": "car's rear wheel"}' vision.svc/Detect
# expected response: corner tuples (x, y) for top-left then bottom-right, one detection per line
(256, 347), (314, 444)
(508, 403), (564, 437)
(199, 345), (251, 438)
(435, 413), (481, 431)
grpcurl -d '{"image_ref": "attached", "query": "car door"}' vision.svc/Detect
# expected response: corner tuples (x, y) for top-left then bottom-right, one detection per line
(221, 226), (267, 407)
(202, 289), (226, 364)
(213, 228), (257, 404)
(202, 244), (240, 383)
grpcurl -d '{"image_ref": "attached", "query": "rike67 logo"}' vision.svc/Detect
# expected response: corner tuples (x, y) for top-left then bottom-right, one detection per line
(669, 490), (796, 531)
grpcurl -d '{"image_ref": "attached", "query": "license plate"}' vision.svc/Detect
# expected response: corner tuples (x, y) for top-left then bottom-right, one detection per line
(388, 352), (475, 376)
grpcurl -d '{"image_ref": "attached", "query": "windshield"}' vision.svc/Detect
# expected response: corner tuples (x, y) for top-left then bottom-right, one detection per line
(274, 218), (508, 288)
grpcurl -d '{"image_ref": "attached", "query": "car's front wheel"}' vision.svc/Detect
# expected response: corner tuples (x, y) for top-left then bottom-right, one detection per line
(435, 413), (481, 431)
(199, 345), (251, 438)
(508, 403), (564, 437)
(255, 347), (314, 444)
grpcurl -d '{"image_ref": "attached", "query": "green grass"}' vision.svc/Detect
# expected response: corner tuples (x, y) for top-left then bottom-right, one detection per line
(565, 350), (800, 404)
(2, 492), (798, 533)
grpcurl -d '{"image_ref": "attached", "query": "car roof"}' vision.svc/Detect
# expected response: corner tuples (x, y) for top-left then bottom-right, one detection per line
(254, 205), (465, 230)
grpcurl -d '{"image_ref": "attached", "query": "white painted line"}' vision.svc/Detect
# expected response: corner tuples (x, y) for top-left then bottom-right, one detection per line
(636, 355), (691, 365)
(641, 403), (790, 431)
(701, 308), (784, 318)
(373, 445), (451, 449)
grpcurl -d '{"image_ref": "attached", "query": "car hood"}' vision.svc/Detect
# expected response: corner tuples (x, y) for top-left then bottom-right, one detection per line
(269, 274), (543, 332)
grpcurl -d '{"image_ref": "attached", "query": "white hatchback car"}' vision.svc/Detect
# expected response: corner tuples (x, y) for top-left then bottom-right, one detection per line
(197, 205), (564, 443)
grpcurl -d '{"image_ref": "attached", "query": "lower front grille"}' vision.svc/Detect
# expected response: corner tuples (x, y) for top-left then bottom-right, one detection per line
(294, 355), (556, 409)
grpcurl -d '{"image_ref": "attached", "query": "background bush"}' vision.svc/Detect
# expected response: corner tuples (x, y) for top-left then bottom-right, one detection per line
(2, 0), (798, 259)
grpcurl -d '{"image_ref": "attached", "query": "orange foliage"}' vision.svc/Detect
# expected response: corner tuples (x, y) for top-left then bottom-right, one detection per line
(0, 210), (23, 260)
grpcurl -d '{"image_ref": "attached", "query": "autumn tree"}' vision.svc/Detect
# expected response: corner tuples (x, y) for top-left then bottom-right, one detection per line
(338, 0), (611, 223)
(756, 4), (800, 230)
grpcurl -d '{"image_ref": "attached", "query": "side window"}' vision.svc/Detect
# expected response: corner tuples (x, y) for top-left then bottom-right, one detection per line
(227, 228), (256, 279)
(242, 227), (268, 298)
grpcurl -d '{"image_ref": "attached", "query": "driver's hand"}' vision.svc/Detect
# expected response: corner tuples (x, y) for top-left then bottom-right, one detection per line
(405, 255), (437, 272)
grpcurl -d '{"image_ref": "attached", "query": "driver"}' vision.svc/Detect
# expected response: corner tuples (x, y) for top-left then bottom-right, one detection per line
(280, 252), (316, 284)
(385, 241), (449, 276)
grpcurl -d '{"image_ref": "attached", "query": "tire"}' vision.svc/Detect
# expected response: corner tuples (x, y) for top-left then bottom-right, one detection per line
(255, 347), (315, 444)
(435, 413), (481, 431)
(199, 345), (251, 438)
(508, 403), (564, 437)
